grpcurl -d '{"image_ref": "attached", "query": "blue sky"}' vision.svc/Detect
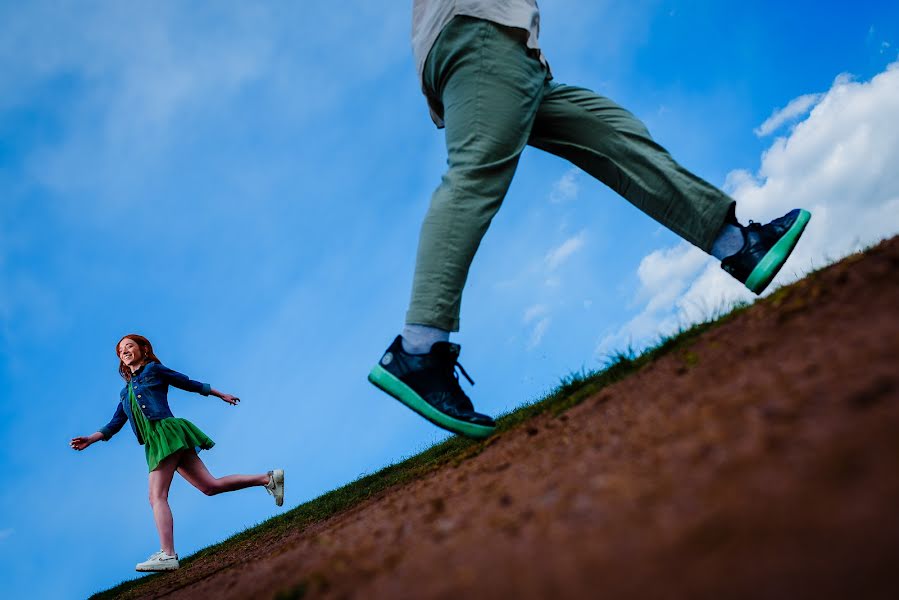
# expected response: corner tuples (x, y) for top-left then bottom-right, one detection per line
(2, 1), (898, 597)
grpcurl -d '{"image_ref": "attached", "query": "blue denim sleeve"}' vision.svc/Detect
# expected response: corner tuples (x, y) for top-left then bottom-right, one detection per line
(98, 402), (127, 441)
(154, 363), (212, 396)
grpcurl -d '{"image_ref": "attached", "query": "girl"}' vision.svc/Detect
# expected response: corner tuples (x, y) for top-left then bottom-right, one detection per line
(71, 334), (284, 572)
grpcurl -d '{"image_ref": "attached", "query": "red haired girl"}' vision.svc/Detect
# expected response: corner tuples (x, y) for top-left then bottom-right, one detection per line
(71, 334), (284, 572)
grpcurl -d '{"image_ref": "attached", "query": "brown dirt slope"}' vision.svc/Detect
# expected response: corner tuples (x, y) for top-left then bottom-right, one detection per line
(103, 237), (899, 600)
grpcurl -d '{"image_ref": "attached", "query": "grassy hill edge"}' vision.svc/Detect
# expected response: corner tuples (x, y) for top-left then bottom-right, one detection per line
(92, 246), (866, 599)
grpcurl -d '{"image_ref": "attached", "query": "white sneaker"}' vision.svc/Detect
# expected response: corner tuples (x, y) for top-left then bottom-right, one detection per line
(135, 550), (180, 572)
(265, 469), (284, 507)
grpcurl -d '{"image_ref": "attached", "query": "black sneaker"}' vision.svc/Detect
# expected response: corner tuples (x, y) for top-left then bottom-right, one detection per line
(368, 336), (496, 439)
(721, 209), (811, 294)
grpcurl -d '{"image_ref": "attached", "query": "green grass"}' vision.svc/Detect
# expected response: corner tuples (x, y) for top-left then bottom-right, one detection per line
(91, 300), (753, 599)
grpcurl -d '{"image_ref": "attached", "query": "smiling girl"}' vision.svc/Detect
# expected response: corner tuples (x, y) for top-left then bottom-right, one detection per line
(71, 334), (284, 573)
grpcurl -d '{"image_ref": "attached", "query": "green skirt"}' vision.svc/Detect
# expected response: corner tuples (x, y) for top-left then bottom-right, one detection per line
(130, 386), (214, 472)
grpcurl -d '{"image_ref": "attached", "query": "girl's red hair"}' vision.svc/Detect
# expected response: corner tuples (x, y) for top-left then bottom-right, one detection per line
(116, 334), (162, 381)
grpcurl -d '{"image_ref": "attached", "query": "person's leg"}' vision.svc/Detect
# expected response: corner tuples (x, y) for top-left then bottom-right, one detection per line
(405, 17), (548, 333)
(176, 449), (269, 496)
(529, 82), (734, 252)
(147, 450), (183, 556)
(528, 82), (810, 293)
(370, 17), (549, 439)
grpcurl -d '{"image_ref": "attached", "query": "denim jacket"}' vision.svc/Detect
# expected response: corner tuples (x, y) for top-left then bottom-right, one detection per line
(98, 361), (212, 445)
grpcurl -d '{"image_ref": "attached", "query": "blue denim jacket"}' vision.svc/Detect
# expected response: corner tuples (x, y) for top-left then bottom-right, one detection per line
(98, 361), (211, 445)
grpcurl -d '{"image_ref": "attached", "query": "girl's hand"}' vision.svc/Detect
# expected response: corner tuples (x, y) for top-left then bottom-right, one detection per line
(210, 388), (240, 406)
(71, 433), (101, 451)
(220, 393), (240, 406)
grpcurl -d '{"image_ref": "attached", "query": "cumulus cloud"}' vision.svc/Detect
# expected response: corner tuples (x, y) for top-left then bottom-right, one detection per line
(597, 243), (710, 355)
(598, 60), (899, 357)
(754, 92), (824, 137)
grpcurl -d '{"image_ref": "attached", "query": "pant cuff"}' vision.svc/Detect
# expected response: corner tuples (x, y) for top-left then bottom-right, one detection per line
(405, 308), (460, 333)
(697, 199), (737, 253)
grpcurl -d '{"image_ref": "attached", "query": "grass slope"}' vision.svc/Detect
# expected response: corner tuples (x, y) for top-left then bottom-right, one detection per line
(96, 249), (868, 599)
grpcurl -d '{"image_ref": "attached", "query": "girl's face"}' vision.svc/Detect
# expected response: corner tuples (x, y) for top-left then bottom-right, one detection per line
(118, 338), (144, 368)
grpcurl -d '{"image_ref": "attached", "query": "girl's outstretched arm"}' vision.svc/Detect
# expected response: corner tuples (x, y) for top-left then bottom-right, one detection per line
(71, 432), (104, 451)
(209, 388), (240, 405)
(153, 364), (239, 405)
(70, 402), (127, 450)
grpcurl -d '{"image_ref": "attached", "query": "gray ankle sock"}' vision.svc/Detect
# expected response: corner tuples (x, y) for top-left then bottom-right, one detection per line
(711, 222), (745, 260)
(401, 324), (450, 354)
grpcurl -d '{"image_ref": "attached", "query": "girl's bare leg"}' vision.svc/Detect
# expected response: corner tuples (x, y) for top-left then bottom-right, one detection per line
(148, 451), (184, 556)
(176, 449), (269, 495)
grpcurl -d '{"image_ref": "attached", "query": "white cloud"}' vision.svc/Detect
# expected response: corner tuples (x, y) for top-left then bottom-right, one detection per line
(0, 2), (407, 201)
(544, 231), (587, 270)
(527, 317), (551, 350)
(634, 243), (709, 308)
(598, 60), (899, 357)
(523, 305), (550, 350)
(754, 92), (824, 137)
(0, 528), (13, 541)
(550, 168), (582, 203)
(512, 231), (587, 350)
(523, 303), (548, 324)
(597, 243), (710, 355)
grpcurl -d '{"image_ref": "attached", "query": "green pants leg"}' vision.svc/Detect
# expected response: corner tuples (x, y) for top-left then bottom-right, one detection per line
(407, 17), (734, 332)
(406, 17), (547, 331)
(529, 82), (734, 251)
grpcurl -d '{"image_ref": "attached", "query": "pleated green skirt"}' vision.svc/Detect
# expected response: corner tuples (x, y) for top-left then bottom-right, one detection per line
(129, 385), (214, 472)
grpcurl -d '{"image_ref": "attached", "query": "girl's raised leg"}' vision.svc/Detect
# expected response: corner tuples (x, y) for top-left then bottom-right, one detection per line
(148, 450), (184, 556)
(176, 449), (269, 495)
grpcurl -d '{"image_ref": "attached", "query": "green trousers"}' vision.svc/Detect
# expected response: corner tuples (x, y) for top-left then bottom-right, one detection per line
(407, 16), (735, 332)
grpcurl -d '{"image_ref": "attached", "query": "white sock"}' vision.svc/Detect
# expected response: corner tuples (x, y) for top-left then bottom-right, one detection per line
(711, 222), (745, 260)
(401, 324), (450, 354)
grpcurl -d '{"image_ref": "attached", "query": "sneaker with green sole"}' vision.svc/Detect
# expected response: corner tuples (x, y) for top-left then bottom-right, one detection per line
(721, 208), (811, 294)
(368, 336), (496, 439)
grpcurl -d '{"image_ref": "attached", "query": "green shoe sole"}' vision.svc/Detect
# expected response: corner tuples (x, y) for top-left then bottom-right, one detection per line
(745, 209), (811, 294)
(368, 364), (496, 440)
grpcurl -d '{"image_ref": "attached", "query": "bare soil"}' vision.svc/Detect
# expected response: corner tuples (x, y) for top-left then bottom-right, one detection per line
(116, 237), (899, 600)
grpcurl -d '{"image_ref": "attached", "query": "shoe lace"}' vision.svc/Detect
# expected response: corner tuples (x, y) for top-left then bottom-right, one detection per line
(453, 359), (474, 387)
(440, 357), (475, 412)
